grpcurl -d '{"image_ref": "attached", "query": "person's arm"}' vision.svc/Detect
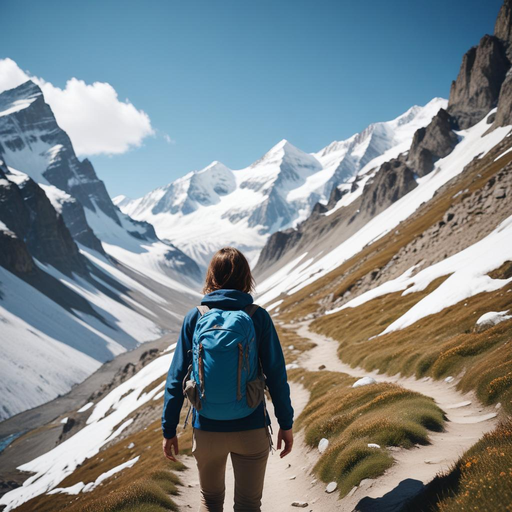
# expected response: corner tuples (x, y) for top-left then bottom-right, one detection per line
(258, 309), (294, 431)
(161, 309), (197, 441)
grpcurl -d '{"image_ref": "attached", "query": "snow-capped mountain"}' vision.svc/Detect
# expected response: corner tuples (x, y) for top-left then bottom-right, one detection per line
(117, 98), (446, 268)
(0, 81), (202, 420)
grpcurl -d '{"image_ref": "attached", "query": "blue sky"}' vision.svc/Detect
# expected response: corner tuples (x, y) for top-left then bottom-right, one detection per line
(1, 0), (503, 198)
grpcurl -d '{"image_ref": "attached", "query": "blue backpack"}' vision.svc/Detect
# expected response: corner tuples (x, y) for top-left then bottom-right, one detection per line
(183, 304), (266, 420)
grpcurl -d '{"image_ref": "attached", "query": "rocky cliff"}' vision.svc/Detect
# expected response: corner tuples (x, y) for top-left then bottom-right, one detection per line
(448, 0), (512, 130)
(448, 35), (509, 129)
(0, 164), (86, 276)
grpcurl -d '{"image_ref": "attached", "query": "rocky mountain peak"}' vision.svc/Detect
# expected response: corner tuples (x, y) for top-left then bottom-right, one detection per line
(0, 80), (42, 116)
(495, 0), (512, 47)
(0, 81), (122, 248)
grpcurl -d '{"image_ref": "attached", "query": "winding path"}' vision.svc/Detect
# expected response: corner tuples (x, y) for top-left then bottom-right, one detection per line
(173, 321), (499, 511)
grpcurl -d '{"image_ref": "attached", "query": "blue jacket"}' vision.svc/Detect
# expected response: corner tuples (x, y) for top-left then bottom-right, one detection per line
(161, 289), (294, 439)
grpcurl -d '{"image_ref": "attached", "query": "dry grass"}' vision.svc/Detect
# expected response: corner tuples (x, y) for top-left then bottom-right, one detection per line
(15, 407), (193, 512)
(275, 323), (316, 363)
(404, 419), (512, 512)
(288, 368), (445, 497)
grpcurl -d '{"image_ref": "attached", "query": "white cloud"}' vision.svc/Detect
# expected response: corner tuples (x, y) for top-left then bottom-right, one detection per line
(163, 133), (176, 144)
(0, 58), (155, 156)
(0, 58), (31, 93)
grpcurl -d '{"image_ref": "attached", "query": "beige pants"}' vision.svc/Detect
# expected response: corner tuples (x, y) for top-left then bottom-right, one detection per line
(192, 428), (270, 512)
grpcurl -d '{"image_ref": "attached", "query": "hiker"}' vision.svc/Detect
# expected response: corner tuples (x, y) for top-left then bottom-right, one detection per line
(161, 246), (294, 511)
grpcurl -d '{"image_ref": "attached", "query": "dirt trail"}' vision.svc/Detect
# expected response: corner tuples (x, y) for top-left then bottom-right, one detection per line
(173, 381), (345, 511)
(174, 321), (500, 511)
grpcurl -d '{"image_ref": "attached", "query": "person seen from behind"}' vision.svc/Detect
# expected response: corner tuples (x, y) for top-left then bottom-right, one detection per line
(161, 246), (294, 512)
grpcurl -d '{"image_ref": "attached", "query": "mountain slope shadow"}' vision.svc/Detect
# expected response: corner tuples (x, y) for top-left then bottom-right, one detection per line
(354, 478), (425, 512)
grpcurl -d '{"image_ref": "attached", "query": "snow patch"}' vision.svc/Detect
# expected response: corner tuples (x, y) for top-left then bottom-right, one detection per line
(476, 310), (512, 327)
(77, 402), (94, 413)
(48, 456), (140, 495)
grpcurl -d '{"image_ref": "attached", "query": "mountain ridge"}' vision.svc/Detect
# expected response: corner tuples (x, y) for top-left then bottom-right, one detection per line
(117, 98), (446, 268)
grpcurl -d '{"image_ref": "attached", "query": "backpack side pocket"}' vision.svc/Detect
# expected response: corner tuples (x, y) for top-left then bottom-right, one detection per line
(183, 363), (202, 411)
(184, 379), (203, 411)
(246, 374), (266, 408)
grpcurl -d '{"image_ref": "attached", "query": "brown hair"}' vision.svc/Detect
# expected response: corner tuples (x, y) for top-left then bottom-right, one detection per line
(203, 247), (255, 294)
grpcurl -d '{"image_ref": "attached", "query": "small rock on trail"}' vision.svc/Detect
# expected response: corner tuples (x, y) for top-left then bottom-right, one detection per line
(326, 482), (337, 493)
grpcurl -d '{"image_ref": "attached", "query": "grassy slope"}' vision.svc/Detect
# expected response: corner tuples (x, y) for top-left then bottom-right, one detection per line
(311, 279), (512, 415)
(289, 369), (445, 497)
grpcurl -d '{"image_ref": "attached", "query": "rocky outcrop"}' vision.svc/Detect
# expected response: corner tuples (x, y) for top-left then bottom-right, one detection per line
(495, 0), (512, 50)
(448, 35), (510, 129)
(326, 185), (347, 209)
(256, 228), (302, 270)
(357, 159), (418, 218)
(407, 109), (459, 177)
(0, 230), (35, 275)
(0, 166), (86, 276)
(17, 178), (87, 275)
(490, 69), (512, 128)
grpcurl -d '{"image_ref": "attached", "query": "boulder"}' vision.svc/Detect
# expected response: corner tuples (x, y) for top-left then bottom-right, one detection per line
(326, 482), (338, 493)
(318, 438), (329, 453)
(358, 159), (417, 218)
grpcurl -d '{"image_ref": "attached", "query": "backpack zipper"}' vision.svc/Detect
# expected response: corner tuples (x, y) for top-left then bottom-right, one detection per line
(245, 345), (250, 374)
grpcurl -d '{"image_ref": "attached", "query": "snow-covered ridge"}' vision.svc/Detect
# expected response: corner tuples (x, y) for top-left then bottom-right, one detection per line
(117, 98), (446, 268)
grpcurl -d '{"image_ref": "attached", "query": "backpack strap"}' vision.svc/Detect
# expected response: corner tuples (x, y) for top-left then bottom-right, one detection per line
(197, 305), (210, 316)
(244, 304), (260, 317)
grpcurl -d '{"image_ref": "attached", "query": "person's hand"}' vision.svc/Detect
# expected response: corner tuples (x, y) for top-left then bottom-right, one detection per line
(162, 436), (179, 462)
(277, 428), (293, 458)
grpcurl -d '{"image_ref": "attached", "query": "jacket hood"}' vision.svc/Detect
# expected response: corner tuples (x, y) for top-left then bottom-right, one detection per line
(201, 289), (254, 309)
